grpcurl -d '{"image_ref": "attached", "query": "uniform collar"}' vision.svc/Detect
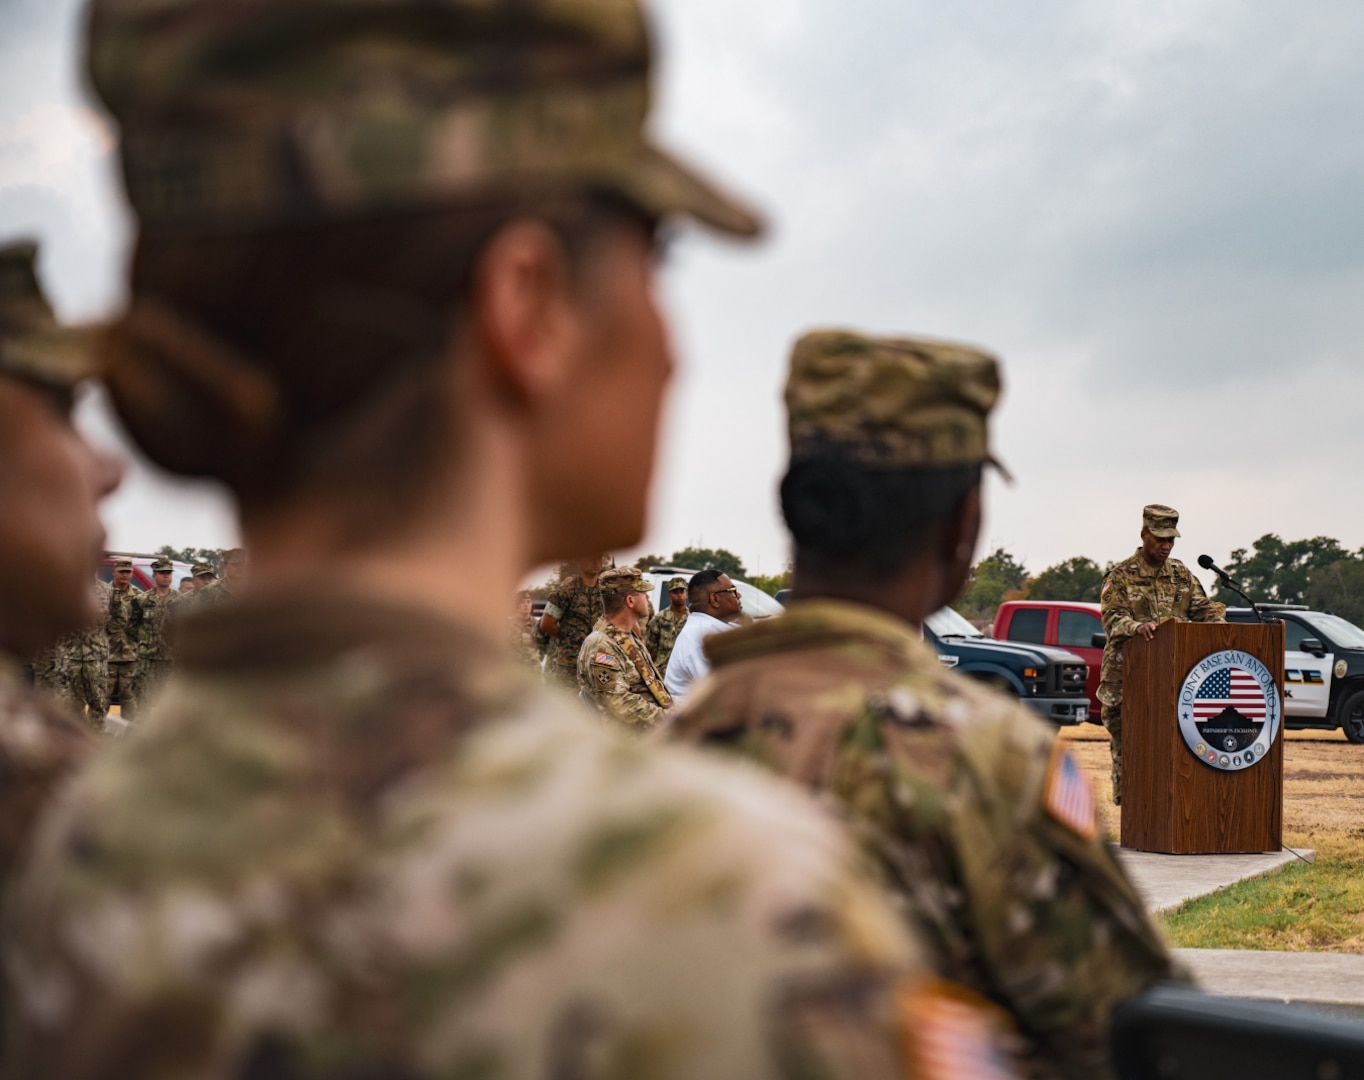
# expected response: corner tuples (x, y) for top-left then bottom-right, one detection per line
(703, 598), (936, 670)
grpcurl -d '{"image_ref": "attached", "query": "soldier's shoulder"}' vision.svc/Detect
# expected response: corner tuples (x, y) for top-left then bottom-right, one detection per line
(1107, 552), (1144, 578)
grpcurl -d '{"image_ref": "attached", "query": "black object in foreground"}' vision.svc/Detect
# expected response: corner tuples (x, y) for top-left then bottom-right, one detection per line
(1114, 983), (1364, 1079)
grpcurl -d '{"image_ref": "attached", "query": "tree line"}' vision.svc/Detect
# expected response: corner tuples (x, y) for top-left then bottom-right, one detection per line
(955, 535), (1364, 628)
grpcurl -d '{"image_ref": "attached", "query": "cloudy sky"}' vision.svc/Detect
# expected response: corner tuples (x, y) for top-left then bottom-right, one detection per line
(5, 0), (1364, 588)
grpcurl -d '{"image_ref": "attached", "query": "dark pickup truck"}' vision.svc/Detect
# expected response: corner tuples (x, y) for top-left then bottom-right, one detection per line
(924, 607), (1091, 724)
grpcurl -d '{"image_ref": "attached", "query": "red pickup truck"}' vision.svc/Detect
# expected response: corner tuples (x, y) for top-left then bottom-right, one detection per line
(992, 601), (1105, 721)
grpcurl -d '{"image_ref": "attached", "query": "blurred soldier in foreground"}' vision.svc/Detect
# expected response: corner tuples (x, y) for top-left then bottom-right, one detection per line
(0, 240), (116, 888)
(2, 6), (1013, 1078)
(133, 556), (179, 707)
(668, 329), (1179, 1080)
(645, 574), (690, 676)
(540, 556), (605, 688)
(579, 566), (673, 732)
(104, 557), (141, 718)
(1100, 505), (1225, 805)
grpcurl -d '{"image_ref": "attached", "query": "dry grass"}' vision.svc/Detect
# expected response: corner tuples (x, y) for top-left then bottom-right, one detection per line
(1059, 724), (1364, 951)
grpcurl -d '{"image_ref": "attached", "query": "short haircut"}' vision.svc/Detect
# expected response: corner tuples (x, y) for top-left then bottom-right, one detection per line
(781, 453), (982, 582)
(602, 590), (629, 617)
(687, 569), (725, 610)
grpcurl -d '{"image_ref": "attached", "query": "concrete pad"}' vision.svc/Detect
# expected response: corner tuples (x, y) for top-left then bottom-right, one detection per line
(1113, 846), (1316, 913)
(1177, 949), (1364, 1014)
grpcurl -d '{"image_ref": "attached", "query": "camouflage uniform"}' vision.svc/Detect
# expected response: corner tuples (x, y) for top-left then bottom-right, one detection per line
(578, 568), (673, 732)
(644, 576), (690, 677)
(105, 572), (142, 720)
(509, 614), (544, 669)
(133, 562), (180, 709)
(0, 652), (94, 902)
(543, 573), (604, 690)
(5, 4), (1016, 1075)
(668, 331), (1179, 1080)
(66, 581), (113, 730)
(3, 593), (1005, 1079)
(0, 241), (99, 893)
(28, 641), (72, 711)
(1099, 505), (1225, 804)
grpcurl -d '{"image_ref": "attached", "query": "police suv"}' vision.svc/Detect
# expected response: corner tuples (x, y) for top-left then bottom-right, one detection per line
(1225, 605), (1364, 743)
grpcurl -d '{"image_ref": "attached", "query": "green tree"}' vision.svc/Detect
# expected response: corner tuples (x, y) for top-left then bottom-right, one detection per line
(155, 545), (225, 574)
(666, 546), (749, 580)
(957, 548), (1028, 621)
(1027, 557), (1106, 602)
(748, 569), (792, 599)
(1218, 535), (1347, 606)
(632, 553), (670, 571)
(1303, 552), (1364, 627)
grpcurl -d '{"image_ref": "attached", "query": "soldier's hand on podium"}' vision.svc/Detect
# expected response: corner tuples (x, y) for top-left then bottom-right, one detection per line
(1137, 621), (1160, 641)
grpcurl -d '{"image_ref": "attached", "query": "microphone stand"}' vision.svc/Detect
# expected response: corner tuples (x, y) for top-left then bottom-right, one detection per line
(1209, 568), (1271, 624)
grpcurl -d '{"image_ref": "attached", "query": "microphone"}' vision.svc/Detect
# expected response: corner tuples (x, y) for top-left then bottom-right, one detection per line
(1197, 554), (1231, 582)
(1198, 555), (1268, 623)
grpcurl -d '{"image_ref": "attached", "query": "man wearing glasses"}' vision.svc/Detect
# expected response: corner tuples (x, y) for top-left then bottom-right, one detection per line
(664, 570), (743, 700)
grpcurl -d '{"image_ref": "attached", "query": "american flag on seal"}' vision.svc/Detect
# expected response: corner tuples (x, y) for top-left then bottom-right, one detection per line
(1193, 665), (1268, 721)
(1044, 744), (1096, 841)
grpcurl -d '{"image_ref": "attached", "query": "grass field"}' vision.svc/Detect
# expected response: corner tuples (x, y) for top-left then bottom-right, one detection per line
(1059, 724), (1364, 953)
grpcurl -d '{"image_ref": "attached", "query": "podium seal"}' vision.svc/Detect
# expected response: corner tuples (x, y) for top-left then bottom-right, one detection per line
(1177, 650), (1281, 772)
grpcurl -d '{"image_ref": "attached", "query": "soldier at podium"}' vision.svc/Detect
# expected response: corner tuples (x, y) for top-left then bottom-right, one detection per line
(1100, 504), (1225, 805)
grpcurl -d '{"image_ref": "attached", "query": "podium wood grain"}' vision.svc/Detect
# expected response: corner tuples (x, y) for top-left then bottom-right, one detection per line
(1120, 621), (1285, 854)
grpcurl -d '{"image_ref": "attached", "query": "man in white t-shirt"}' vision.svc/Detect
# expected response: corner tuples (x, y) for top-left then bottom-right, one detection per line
(664, 569), (743, 699)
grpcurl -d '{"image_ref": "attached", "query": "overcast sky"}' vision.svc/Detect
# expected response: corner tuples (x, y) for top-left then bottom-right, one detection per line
(5, 0), (1364, 589)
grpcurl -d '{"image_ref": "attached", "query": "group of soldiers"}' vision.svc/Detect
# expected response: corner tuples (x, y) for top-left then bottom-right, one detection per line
(511, 562), (693, 730)
(0, 0), (1312, 1076)
(26, 551), (244, 731)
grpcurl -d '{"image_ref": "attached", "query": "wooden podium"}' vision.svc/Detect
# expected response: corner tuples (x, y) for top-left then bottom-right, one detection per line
(1121, 621), (1285, 853)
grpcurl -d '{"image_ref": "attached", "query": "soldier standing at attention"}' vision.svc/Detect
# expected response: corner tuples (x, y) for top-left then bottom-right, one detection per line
(540, 556), (605, 689)
(668, 329), (1180, 1080)
(194, 547), (245, 607)
(62, 580), (113, 729)
(1099, 505), (1225, 805)
(579, 567), (673, 732)
(104, 557), (141, 719)
(189, 561), (216, 590)
(2, 6), (1014, 1077)
(509, 589), (543, 669)
(133, 556), (179, 708)
(645, 574), (689, 677)
(0, 239), (117, 888)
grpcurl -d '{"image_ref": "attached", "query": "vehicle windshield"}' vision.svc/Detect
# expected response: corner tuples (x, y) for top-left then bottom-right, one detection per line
(1300, 612), (1364, 650)
(926, 608), (984, 638)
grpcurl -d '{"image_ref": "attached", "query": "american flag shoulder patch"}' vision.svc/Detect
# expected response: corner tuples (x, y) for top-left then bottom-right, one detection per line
(592, 652), (617, 668)
(1043, 742), (1097, 841)
(898, 978), (1017, 1080)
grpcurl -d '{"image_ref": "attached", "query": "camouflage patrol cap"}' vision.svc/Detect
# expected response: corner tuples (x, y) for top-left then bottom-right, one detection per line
(785, 329), (1009, 475)
(1143, 504), (1181, 539)
(86, 0), (763, 238)
(113, 558), (134, 571)
(191, 562), (216, 578)
(598, 567), (652, 596)
(151, 558), (174, 573)
(0, 241), (98, 389)
(666, 576), (688, 591)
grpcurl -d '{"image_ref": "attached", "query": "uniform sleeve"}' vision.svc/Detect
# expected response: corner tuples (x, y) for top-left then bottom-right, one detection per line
(644, 615), (662, 657)
(1101, 570), (1141, 642)
(584, 650), (667, 731)
(1187, 573), (1226, 623)
(950, 717), (1183, 1079)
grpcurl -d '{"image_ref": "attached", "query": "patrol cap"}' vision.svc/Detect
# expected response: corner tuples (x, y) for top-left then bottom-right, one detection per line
(666, 576), (688, 591)
(0, 241), (98, 389)
(1143, 504), (1181, 539)
(785, 329), (1009, 477)
(598, 567), (652, 596)
(113, 557), (134, 571)
(191, 562), (217, 578)
(86, 0), (763, 238)
(151, 558), (174, 572)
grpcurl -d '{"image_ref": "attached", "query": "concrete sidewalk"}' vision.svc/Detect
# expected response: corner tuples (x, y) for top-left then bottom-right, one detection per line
(1114, 846), (1317, 913)
(1113, 846), (1364, 1013)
